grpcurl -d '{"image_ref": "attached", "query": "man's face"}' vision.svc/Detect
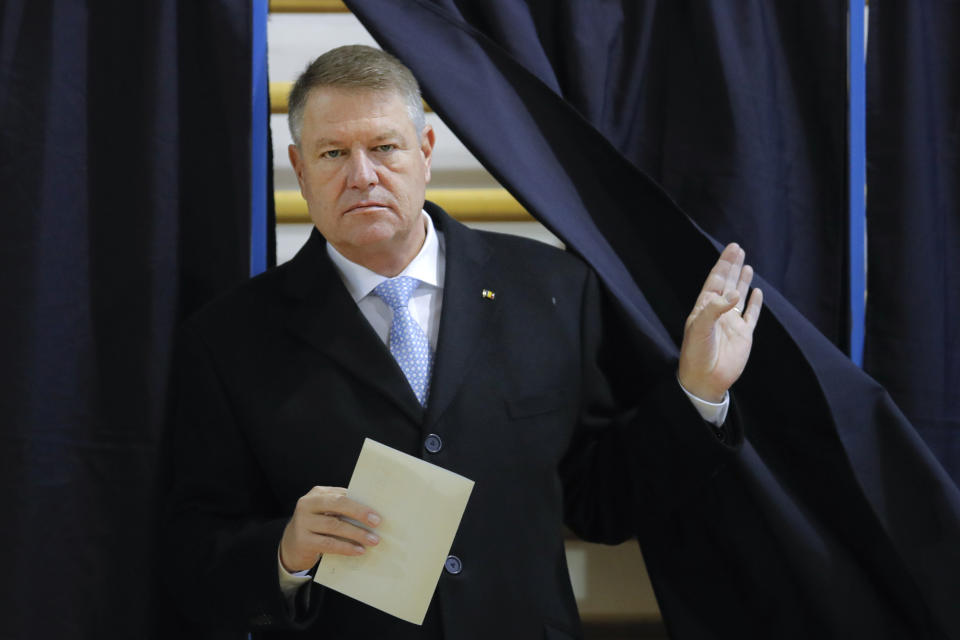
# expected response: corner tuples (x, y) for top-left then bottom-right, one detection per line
(289, 87), (435, 272)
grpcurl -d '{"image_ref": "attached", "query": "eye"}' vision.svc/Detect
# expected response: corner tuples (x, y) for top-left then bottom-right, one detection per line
(321, 149), (343, 159)
(374, 144), (396, 153)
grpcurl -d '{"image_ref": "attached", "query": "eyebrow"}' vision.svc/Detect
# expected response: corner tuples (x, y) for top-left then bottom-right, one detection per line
(311, 130), (406, 150)
(372, 130), (404, 143)
(312, 137), (341, 150)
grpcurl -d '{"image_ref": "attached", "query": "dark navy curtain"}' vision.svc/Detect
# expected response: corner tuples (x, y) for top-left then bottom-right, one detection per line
(346, 0), (960, 637)
(864, 1), (960, 487)
(0, 1), (253, 637)
(439, 0), (850, 348)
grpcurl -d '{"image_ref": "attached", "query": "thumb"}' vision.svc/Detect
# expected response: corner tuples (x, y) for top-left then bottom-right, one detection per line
(705, 290), (740, 321)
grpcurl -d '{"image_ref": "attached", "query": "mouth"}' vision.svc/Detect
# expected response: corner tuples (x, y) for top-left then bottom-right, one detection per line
(344, 201), (392, 214)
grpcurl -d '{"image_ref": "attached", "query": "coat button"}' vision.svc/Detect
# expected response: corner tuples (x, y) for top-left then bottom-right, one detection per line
(444, 555), (462, 575)
(424, 433), (443, 453)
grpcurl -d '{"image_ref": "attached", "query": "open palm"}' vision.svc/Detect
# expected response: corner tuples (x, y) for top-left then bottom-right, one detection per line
(677, 243), (764, 402)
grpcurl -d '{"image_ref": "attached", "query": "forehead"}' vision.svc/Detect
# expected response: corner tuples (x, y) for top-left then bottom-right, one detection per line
(300, 87), (413, 141)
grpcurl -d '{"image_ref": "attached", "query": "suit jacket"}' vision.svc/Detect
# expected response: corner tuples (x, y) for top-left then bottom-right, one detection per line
(164, 203), (741, 640)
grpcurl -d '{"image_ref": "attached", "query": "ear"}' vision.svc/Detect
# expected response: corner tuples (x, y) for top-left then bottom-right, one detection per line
(420, 124), (436, 184)
(288, 144), (306, 195)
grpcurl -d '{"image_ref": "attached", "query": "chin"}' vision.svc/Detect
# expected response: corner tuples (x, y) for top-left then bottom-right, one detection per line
(343, 222), (403, 248)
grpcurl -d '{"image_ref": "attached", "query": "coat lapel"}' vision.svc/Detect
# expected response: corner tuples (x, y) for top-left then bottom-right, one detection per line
(282, 228), (424, 424)
(424, 202), (499, 428)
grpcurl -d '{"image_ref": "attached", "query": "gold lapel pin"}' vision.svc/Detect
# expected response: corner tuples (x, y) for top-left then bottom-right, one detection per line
(481, 289), (496, 300)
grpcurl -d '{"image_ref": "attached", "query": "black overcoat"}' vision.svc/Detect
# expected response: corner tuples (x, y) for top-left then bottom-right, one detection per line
(164, 203), (740, 639)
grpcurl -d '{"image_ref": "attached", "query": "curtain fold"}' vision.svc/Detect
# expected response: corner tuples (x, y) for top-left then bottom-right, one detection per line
(864, 0), (960, 487)
(416, 0), (849, 347)
(345, 0), (960, 636)
(0, 1), (253, 637)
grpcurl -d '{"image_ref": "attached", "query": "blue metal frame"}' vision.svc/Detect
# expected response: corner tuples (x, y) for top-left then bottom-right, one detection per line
(250, 0), (269, 277)
(848, 1), (866, 365)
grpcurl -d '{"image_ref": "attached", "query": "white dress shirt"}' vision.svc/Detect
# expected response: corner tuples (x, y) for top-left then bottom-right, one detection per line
(279, 211), (728, 594)
(325, 211), (444, 352)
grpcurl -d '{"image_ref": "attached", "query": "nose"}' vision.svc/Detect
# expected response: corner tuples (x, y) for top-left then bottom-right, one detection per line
(345, 150), (378, 189)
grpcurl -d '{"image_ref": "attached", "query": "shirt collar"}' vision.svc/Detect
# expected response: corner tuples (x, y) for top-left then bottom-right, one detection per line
(325, 210), (441, 303)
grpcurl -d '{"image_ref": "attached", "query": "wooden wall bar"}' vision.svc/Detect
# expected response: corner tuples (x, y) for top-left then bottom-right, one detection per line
(269, 0), (349, 12)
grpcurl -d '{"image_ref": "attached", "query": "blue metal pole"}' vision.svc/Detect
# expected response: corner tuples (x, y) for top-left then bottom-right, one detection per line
(250, 0), (269, 277)
(848, 1), (866, 365)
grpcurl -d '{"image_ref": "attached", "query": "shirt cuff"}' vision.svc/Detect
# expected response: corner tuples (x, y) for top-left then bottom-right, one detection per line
(677, 378), (729, 426)
(278, 549), (313, 601)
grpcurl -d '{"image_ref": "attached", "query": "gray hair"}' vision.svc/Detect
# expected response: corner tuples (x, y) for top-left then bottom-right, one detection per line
(287, 45), (426, 147)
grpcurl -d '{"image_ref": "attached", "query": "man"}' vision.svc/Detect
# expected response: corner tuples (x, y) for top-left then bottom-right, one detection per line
(165, 45), (762, 639)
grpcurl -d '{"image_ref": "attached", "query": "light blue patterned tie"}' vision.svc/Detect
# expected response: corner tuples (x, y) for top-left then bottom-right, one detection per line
(373, 276), (434, 406)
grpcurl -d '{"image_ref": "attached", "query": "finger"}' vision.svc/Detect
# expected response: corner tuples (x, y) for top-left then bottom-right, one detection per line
(300, 486), (382, 527)
(699, 243), (740, 297)
(701, 289), (741, 324)
(308, 513), (381, 547)
(719, 242), (742, 265)
(742, 288), (764, 330)
(735, 264), (754, 311)
(305, 532), (368, 557)
(723, 245), (745, 297)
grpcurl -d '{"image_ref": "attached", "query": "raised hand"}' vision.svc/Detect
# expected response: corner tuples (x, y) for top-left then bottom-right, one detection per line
(677, 243), (763, 403)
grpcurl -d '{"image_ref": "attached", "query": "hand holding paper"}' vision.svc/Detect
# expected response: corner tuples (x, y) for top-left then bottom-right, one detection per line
(279, 486), (383, 573)
(313, 438), (475, 625)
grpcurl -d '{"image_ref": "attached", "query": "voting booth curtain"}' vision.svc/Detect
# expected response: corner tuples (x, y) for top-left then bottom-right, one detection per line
(345, 0), (960, 637)
(2, 0), (958, 637)
(0, 1), (254, 638)
(864, 1), (960, 487)
(383, 0), (852, 347)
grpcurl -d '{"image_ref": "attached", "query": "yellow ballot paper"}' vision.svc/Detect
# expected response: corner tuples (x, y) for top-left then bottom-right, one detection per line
(313, 438), (474, 625)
